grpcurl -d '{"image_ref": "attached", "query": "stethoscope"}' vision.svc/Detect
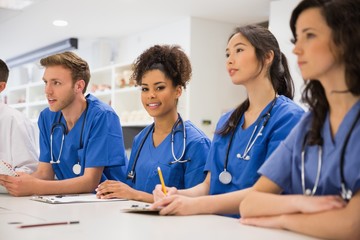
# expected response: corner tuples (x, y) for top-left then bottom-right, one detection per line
(127, 114), (188, 181)
(219, 97), (277, 185)
(301, 109), (360, 201)
(50, 102), (89, 175)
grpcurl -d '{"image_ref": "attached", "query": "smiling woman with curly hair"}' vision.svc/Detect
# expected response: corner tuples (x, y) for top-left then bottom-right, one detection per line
(96, 45), (211, 203)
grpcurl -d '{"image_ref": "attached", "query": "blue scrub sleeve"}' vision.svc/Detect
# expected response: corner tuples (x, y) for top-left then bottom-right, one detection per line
(353, 175), (360, 196)
(38, 111), (52, 163)
(264, 107), (303, 160)
(85, 111), (126, 167)
(203, 113), (230, 172)
(259, 141), (293, 192)
(183, 137), (210, 188)
(259, 117), (305, 193)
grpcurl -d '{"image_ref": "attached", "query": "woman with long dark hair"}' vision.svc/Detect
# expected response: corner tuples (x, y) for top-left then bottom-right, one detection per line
(152, 25), (303, 216)
(240, 1), (360, 239)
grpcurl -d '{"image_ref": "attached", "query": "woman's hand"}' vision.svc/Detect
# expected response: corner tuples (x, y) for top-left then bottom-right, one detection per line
(96, 180), (134, 199)
(240, 215), (286, 229)
(152, 184), (178, 202)
(295, 195), (346, 213)
(152, 194), (200, 216)
(241, 195), (347, 230)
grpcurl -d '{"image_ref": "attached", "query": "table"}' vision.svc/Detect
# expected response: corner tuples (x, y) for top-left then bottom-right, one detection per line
(0, 194), (319, 240)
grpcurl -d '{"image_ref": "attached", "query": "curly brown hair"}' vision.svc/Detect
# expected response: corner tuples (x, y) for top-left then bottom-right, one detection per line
(131, 45), (192, 89)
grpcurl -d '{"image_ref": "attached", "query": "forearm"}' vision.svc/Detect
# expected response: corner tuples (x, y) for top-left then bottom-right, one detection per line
(31, 168), (54, 180)
(30, 167), (103, 195)
(282, 208), (360, 240)
(32, 175), (99, 195)
(178, 172), (210, 197)
(132, 190), (154, 203)
(195, 188), (251, 215)
(178, 183), (209, 197)
(241, 191), (301, 217)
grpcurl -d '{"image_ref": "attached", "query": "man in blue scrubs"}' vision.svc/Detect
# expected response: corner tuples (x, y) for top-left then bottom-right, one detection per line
(0, 52), (127, 196)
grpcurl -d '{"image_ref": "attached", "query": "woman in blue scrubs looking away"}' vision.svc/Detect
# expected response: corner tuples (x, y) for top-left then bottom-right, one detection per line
(240, 1), (360, 239)
(96, 45), (211, 203)
(152, 25), (304, 216)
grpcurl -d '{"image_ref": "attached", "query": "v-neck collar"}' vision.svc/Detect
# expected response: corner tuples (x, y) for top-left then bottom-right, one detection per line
(323, 100), (360, 150)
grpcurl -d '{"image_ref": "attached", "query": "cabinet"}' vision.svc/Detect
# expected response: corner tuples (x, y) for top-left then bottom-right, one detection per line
(4, 18), (246, 139)
(5, 75), (48, 122)
(89, 62), (153, 127)
(4, 62), (156, 127)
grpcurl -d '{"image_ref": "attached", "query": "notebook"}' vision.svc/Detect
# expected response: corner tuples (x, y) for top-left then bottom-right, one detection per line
(121, 204), (160, 214)
(31, 194), (127, 204)
(0, 160), (18, 177)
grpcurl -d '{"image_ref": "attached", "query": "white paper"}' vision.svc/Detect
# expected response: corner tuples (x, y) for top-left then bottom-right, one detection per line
(30, 194), (127, 204)
(0, 160), (17, 177)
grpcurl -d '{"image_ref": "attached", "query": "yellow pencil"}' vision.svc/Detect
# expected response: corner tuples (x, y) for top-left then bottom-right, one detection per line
(157, 166), (167, 195)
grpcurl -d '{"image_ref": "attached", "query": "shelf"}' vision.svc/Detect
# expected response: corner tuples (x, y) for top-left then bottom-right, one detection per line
(9, 102), (27, 109)
(5, 62), (156, 129)
(28, 100), (48, 107)
(121, 121), (152, 127)
(114, 86), (139, 94)
(91, 89), (112, 97)
(28, 81), (44, 87)
(7, 85), (27, 91)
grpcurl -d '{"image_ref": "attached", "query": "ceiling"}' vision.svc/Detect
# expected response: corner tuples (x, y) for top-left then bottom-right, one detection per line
(0, 0), (273, 61)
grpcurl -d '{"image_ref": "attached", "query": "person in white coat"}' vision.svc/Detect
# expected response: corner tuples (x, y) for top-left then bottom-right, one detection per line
(0, 59), (39, 192)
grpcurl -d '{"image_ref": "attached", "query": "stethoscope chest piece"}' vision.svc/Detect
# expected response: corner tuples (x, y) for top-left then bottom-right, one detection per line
(304, 189), (312, 196)
(72, 163), (81, 175)
(236, 153), (250, 160)
(219, 170), (232, 184)
(341, 184), (353, 201)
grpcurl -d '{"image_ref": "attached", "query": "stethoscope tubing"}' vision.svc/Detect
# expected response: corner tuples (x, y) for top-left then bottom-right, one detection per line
(301, 108), (360, 200)
(49, 102), (89, 167)
(127, 114), (187, 180)
(223, 98), (277, 171)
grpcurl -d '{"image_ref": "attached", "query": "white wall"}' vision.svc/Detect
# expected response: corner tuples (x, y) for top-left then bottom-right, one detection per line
(117, 17), (192, 64)
(189, 18), (246, 137)
(269, 0), (303, 106)
(113, 17), (247, 138)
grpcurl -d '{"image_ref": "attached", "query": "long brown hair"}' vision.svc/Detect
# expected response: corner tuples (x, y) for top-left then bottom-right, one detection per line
(218, 25), (294, 136)
(290, 0), (360, 145)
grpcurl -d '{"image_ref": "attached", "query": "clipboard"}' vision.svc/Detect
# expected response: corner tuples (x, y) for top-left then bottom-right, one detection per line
(30, 194), (127, 204)
(0, 160), (18, 177)
(121, 204), (160, 214)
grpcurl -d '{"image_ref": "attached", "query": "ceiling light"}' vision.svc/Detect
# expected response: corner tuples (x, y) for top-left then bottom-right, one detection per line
(0, 0), (33, 10)
(6, 38), (78, 68)
(53, 20), (68, 27)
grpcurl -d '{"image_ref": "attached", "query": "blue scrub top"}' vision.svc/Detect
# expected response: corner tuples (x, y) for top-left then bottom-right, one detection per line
(259, 100), (360, 197)
(38, 94), (127, 182)
(125, 119), (211, 193)
(205, 95), (304, 196)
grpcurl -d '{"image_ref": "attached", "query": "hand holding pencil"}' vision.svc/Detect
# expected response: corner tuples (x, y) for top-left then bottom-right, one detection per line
(153, 167), (179, 202)
(157, 167), (167, 195)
